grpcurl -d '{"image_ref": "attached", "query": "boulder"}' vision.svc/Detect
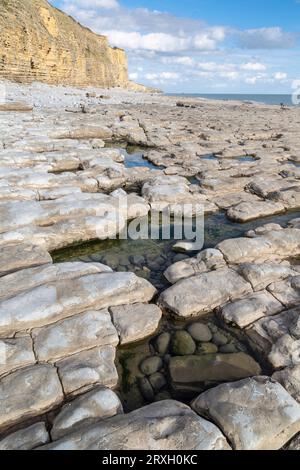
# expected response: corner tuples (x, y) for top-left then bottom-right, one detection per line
(0, 336), (35, 377)
(40, 400), (231, 450)
(56, 345), (118, 396)
(159, 268), (252, 317)
(164, 249), (226, 284)
(246, 307), (300, 369)
(110, 304), (162, 345)
(220, 291), (283, 329)
(238, 263), (297, 291)
(0, 423), (49, 450)
(273, 366), (300, 403)
(227, 201), (285, 223)
(218, 228), (300, 264)
(0, 242), (52, 277)
(0, 364), (63, 431)
(0, 271), (156, 337)
(192, 376), (300, 450)
(268, 276), (300, 308)
(51, 387), (123, 440)
(32, 309), (118, 362)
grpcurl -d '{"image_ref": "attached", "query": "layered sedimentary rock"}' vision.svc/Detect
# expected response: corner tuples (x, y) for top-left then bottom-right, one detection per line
(0, 0), (132, 88)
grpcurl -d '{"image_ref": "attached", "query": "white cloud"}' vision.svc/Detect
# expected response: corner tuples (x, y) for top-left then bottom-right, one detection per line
(274, 72), (287, 80)
(129, 72), (139, 80)
(241, 62), (267, 71)
(239, 27), (296, 49)
(245, 77), (258, 85)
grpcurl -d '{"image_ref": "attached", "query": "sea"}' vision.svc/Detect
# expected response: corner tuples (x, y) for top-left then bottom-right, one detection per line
(166, 93), (297, 106)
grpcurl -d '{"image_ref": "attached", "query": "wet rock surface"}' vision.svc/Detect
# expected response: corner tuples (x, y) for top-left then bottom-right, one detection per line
(1, 82), (300, 449)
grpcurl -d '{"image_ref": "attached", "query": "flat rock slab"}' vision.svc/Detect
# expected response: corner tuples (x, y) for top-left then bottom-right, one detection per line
(273, 366), (300, 403)
(0, 364), (63, 432)
(51, 387), (123, 440)
(159, 268), (252, 317)
(192, 376), (300, 450)
(268, 276), (300, 308)
(32, 309), (118, 362)
(0, 242), (52, 277)
(169, 353), (261, 389)
(227, 201), (285, 223)
(238, 263), (297, 291)
(56, 345), (118, 396)
(0, 335), (35, 377)
(41, 400), (231, 450)
(218, 228), (300, 264)
(164, 249), (226, 285)
(0, 422), (49, 450)
(0, 271), (156, 337)
(246, 307), (300, 369)
(110, 303), (162, 345)
(0, 261), (112, 301)
(220, 291), (283, 329)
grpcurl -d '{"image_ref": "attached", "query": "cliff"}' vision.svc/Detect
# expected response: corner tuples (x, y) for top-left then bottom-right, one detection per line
(0, 0), (139, 89)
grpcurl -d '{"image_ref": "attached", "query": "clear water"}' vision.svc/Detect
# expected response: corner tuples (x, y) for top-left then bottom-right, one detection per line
(120, 147), (163, 170)
(52, 210), (300, 291)
(105, 143), (164, 170)
(167, 93), (295, 106)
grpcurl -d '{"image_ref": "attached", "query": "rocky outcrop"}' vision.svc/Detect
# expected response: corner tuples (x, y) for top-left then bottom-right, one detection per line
(192, 377), (300, 450)
(40, 401), (231, 450)
(0, 0), (135, 89)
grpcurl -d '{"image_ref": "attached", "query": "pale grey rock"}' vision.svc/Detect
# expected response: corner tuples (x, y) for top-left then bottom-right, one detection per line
(32, 309), (118, 362)
(192, 376), (300, 450)
(56, 345), (118, 396)
(227, 201), (285, 222)
(218, 228), (300, 264)
(0, 336), (35, 377)
(159, 268), (252, 318)
(220, 291), (283, 329)
(40, 400), (231, 450)
(0, 364), (63, 431)
(246, 223), (283, 238)
(53, 126), (113, 140)
(110, 303), (162, 345)
(268, 276), (300, 308)
(0, 423), (49, 450)
(164, 249), (226, 284)
(246, 308), (300, 369)
(0, 242), (52, 277)
(0, 271), (156, 337)
(51, 387), (123, 440)
(273, 366), (300, 403)
(238, 263), (297, 291)
(0, 262), (112, 301)
(268, 187), (300, 210)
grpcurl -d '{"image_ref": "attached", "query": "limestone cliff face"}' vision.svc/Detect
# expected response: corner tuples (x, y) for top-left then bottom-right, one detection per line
(0, 0), (132, 88)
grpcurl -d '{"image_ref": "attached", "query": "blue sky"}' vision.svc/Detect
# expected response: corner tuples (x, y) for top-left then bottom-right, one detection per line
(50, 0), (300, 93)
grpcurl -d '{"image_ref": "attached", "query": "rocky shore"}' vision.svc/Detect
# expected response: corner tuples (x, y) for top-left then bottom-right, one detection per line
(0, 80), (300, 450)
